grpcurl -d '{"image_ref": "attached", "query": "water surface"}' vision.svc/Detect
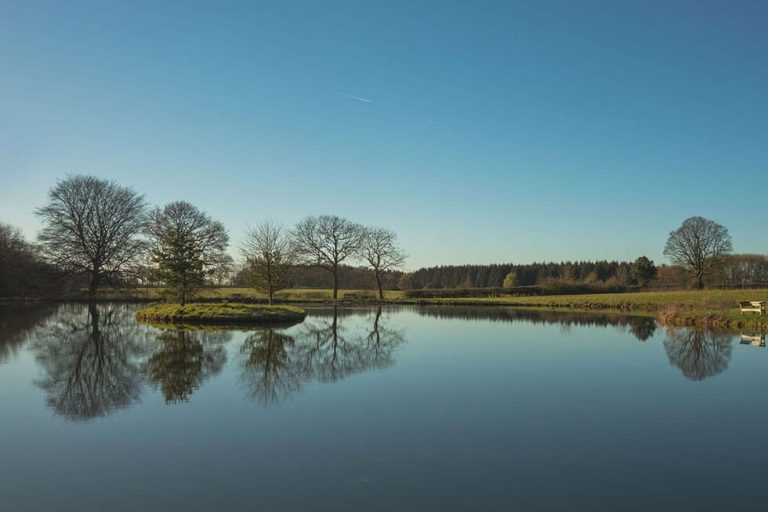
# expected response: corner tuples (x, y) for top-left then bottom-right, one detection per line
(1, 303), (766, 511)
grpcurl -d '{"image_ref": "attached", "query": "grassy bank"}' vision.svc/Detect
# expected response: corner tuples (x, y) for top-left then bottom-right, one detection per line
(415, 289), (768, 331)
(100, 287), (768, 331)
(135, 303), (307, 326)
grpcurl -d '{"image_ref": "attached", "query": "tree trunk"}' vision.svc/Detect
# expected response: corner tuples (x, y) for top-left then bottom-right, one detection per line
(268, 288), (274, 306)
(332, 267), (339, 300)
(88, 272), (100, 299)
(375, 272), (384, 301)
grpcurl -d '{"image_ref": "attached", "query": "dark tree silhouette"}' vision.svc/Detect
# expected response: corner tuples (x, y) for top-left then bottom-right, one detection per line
(31, 304), (153, 420)
(36, 175), (147, 297)
(663, 327), (733, 380)
(241, 221), (295, 305)
(292, 215), (364, 300)
(663, 216), (732, 289)
(360, 227), (406, 300)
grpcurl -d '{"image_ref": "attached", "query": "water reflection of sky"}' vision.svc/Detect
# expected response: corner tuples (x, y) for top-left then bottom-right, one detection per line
(2, 303), (768, 510)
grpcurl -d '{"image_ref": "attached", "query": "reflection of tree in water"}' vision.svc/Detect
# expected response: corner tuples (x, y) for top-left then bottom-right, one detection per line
(663, 327), (733, 381)
(31, 303), (153, 421)
(294, 306), (404, 383)
(416, 306), (657, 342)
(240, 306), (406, 406)
(147, 329), (229, 403)
(240, 328), (302, 407)
(0, 303), (57, 363)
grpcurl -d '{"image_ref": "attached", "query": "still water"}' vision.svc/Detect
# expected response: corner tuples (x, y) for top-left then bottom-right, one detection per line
(1, 303), (767, 511)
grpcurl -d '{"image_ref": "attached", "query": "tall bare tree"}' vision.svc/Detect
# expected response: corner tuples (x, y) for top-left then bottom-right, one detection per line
(663, 216), (732, 289)
(36, 175), (147, 297)
(146, 201), (229, 305)
(241, 221), (295, 305)
(361, 227), (406, 300)
(292, 215), (364, 300)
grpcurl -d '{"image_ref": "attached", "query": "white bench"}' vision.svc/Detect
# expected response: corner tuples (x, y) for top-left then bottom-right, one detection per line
(738, 301), (766, 315)
(740, 334), (766, 347)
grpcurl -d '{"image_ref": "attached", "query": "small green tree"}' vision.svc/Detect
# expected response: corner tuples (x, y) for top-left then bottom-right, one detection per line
(146, 201), (229, 305)
(629, 256), (657, 287)
(502, 271), (518, 288)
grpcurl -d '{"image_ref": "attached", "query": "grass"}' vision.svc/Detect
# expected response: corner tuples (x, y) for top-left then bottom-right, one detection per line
(135, 303), (307, 326)
(104, 287), (404, 302)
(414, 288), (768, 331)
(109, 286), (768, 331)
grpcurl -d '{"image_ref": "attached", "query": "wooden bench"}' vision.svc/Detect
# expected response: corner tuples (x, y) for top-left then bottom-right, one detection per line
(738, 301), (766, 315)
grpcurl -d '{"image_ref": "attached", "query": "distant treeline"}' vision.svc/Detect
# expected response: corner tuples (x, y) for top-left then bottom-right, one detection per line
(407, 261), (636, 289)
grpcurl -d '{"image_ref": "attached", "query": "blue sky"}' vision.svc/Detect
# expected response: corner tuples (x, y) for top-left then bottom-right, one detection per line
(1, 0), (766, 269)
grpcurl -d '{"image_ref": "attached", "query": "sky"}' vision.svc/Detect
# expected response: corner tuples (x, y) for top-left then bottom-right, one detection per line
(1, 0), (767, 270)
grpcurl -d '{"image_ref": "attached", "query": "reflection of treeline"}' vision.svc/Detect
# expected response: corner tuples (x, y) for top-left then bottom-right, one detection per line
(0, 302), (59, 362)
(415, 306), (658, 341)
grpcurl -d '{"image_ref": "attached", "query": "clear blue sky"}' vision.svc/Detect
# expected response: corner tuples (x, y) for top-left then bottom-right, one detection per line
(2, 0), (767, 269)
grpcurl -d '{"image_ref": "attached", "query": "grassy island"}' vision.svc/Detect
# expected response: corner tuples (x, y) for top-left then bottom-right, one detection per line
(135, 303), (306, 326)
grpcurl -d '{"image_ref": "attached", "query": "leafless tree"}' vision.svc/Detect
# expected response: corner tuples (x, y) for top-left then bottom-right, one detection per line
(36, 175), (147, 297)
(663, 216), (732, 289)
(360, 227), (406, 300)
(292, 215), (364, 300)
(241, 221), (295, 304)
(145, 201), (229, 305)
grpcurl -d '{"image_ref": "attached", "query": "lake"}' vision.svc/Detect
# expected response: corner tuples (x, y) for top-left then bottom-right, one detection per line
(1, 302), (767, 511)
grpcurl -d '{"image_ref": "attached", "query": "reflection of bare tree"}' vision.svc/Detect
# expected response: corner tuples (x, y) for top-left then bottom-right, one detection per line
(294, 306), (404, 383)
(364, 306), (405, 370)
(663, 327), (733, 380)
(0, 303), (57, 363)
(31, 303), (153, 421)
(240, 328), (302, 407)
(239, 306), (407, 407)
(146, 329), (229, 403)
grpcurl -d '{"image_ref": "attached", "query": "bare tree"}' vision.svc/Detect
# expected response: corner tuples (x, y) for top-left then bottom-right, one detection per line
(663, 216), (732, 289)
(292, 215), (364, 300)
(146, 201), (229, 305)
(36, 175), (147, 297)
(241, 221), (295, 305)
(360, 227), (406, 300)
